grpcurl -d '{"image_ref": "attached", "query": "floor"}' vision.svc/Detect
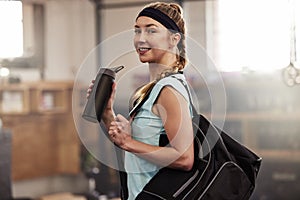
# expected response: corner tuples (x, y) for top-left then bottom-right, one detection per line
(12, 174), (89, 199)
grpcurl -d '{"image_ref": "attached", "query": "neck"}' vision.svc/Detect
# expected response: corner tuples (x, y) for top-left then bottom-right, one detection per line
(148, 63), (167, 81)
(148, 54), (178, 81)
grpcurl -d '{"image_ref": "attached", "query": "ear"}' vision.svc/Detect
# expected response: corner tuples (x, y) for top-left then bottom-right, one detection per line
(170, 33), (181, 47)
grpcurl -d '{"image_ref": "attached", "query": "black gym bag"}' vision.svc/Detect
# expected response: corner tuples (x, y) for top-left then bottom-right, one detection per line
(120, 76), (262, 200)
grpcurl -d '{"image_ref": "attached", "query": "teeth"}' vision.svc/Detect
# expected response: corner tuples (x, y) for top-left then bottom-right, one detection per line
(139, 48), (150, 51)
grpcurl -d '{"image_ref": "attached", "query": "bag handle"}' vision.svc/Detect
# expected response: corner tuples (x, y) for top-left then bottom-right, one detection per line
(170, 75), (198, 117)
(129, 72), (185, 117)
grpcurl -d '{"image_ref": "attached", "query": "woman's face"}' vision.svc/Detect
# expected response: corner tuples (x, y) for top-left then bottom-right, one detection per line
(134, 16), (173, 64)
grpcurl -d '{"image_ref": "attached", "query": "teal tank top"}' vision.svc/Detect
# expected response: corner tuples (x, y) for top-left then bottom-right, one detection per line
(124, 74), (193, 200)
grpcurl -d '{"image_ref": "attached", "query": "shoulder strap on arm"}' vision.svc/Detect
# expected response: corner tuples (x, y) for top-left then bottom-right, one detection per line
(170, 75), (198, 117)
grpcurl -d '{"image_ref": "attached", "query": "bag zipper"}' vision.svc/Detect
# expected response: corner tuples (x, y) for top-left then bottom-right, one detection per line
(141, 190), (167, 200)
(181, 134), (212, 199)
(173, 136), (211, 198)
(197, 161), (245, 199)
(173, 169), (200, 197)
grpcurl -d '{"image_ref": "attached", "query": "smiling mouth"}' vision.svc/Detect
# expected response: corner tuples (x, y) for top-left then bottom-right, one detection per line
(138, 47), (151, 54)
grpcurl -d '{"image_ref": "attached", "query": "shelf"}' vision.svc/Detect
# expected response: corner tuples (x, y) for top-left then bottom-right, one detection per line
(0, 85), (31, 115)
(32, 81), (73, 114)
(34, 89), (68, 113)
(0, 81), (73, 115)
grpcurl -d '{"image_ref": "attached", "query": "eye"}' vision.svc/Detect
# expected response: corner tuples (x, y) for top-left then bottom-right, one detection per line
(147, 28), (156, 34)
(134, 28), (141, 34)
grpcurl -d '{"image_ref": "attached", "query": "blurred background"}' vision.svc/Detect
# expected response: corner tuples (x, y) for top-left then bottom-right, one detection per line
(0, 0), (300, 199)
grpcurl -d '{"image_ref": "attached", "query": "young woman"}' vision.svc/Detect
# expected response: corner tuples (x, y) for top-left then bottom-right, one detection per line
(88, 2), (194, 199)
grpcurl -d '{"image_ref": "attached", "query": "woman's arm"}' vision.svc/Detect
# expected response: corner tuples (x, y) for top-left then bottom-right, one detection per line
(101, 83), (117, 129)
(109, 86), (194, 171)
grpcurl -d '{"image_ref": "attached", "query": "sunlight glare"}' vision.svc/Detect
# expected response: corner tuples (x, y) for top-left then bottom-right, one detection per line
(217, 0), (291, 72)
(0, 1), (23, 58)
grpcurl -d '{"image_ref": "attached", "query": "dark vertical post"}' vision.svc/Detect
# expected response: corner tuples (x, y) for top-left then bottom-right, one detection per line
(0, 129), (12, 199)
(33, 4), (45, 80)
(94, 0), (102, 70)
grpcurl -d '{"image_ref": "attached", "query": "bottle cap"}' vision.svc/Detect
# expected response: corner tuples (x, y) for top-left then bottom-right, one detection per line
(98, 65), (124, 78)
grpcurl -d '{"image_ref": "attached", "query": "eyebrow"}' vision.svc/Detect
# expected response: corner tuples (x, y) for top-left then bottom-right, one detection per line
(134, 24), (159, 28)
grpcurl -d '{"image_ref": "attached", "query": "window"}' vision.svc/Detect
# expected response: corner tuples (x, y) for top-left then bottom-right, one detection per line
(0, 1), (23, 58)
(215, 0), (299, 72)
(295, 0), (300, 64)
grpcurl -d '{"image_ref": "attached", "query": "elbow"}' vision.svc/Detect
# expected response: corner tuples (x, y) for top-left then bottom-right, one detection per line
(179, 154), (194, 171)
(183, 157), (194, 171)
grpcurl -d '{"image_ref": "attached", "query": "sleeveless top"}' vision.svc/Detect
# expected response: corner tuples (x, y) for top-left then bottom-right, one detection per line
(124, 73), (193, 200)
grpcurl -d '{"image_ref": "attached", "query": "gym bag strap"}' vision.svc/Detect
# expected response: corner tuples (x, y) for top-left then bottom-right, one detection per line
(135, 76), (262, 200)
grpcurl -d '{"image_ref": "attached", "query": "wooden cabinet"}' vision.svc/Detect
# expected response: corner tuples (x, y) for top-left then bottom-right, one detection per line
(0, 84), (31, 114)
(0, 81), (80, 180)
(31, 82), (72, 113)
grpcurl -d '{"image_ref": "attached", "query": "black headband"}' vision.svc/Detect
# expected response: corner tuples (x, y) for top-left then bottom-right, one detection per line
(136, 7), (180, 33)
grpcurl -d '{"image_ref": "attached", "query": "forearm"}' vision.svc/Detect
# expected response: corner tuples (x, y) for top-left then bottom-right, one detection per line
(102, 110), (116, 130)
(124, 139), (193, 171)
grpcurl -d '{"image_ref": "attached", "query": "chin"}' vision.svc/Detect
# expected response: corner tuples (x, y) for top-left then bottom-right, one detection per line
(139, 57), (150, 63)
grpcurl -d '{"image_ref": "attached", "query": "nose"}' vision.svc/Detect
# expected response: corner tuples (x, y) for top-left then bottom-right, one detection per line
(137, 30), (147, 43)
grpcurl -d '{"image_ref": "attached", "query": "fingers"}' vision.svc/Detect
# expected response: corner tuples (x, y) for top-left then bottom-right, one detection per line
(108, 123), (116, 140)
(115, 114), (128, 123)
(86, 88), (92, 98)
(108, 123), (118, 138)
(108, 121), (122, 144)
(88, 80), (95, 90)
(86, 79), (102, 99)
(108, 118), (127, 140)
(115, 115), (129, 132)
(110, 121), (125, 131)
(108, 114), (131, 148)
(86, 80), (95, 98)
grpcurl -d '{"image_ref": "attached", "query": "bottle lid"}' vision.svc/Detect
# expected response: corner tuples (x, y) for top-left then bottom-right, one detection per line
(98, 66), (124, 78)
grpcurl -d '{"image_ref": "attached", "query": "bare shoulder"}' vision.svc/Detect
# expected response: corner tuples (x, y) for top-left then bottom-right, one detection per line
(159, 85), (186, 102)
(156, 85), (188, 111)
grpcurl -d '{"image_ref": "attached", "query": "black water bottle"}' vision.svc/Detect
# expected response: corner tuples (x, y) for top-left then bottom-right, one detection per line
(82, 65), (124, 123)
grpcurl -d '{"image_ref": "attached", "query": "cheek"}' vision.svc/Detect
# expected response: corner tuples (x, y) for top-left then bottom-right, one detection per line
(151, 48), (166, 56)
(133, 37), (138, 49)
(151, 43), (170, 55)
(152, 36), (171, 50)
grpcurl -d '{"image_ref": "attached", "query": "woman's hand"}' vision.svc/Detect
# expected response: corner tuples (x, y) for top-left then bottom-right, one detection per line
(86, 79), (95, 99)
(108, 114), (132, 149)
